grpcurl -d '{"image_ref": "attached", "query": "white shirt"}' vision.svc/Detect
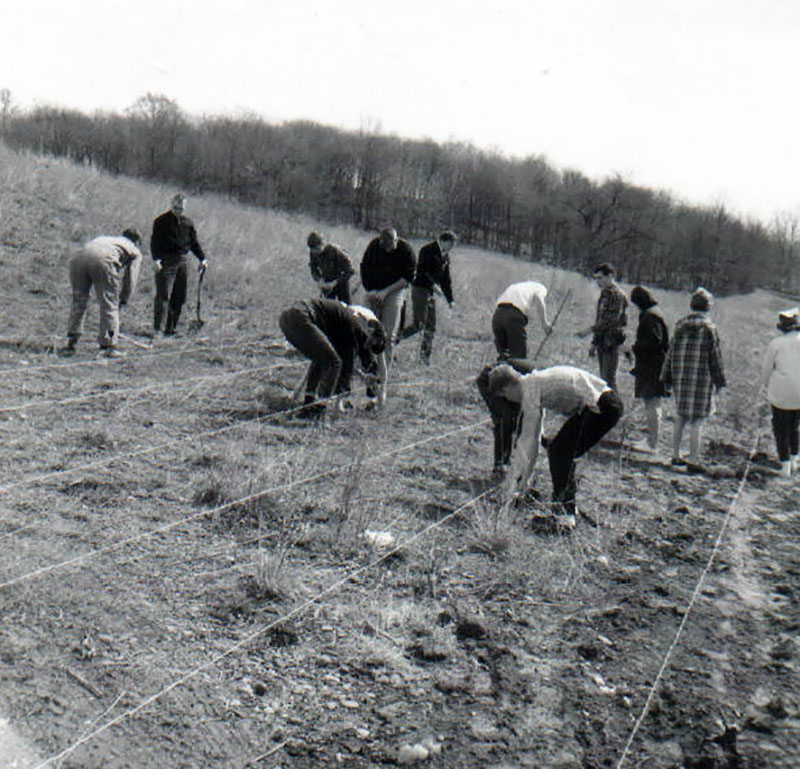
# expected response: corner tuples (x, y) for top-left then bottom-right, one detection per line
(506, 366), (611, 498)
(762, 331), (800, 409)
(495, 281), (548, 326)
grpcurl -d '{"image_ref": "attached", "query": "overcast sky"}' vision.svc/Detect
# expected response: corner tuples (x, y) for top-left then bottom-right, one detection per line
(2, 0), (798, 224)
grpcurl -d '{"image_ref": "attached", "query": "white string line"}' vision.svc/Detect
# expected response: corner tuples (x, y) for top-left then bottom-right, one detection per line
(615, 424), (765, 769)
(0, 360), (297, 415)
(33, 482), (498, 769)
(0, 369), (463, 498)
(0, 334), (272, 378)
(0, 418), (490, 591)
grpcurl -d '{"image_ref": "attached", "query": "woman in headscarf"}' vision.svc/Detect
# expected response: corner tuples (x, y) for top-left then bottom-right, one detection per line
(629, 286), (669, 453)
(761, 307), (800, 478)
(661, 287), (726, 473)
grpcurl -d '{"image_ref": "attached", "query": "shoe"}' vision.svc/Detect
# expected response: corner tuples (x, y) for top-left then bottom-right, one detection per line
(779, 461), (792, 479)
(791, 456), (799, 474)
(554, 513), (577, 531)
(296, 403), (325, 420)
(685, 461), (707, 475)
(630, 439), (655, 454)
(670, 456), (687, 467)
(101, 348), (126, 358)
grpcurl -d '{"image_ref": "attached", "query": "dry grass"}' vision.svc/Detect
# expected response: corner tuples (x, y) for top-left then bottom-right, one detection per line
(0, 142), (791, 767)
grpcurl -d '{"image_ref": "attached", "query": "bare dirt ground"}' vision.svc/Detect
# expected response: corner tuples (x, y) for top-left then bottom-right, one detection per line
(1, 152), (799, 768)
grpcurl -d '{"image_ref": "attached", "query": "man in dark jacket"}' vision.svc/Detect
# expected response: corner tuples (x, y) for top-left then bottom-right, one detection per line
(400, 231), (456, 363)
(307, 231), (355, 303)
(279, 299), (386, 419)
(150, 193), (208, 335)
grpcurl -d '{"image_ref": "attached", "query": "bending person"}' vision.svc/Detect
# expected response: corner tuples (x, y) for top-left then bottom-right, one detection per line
(66, 228), (143, 357)
(487, 364), (623, 529)
(279, 298), (386, 419)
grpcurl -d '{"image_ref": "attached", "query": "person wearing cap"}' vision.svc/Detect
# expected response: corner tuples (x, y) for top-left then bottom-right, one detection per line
(488, 363), (623, 530)
(306, 232), (355, 303)
(400, 231), (457, 364)
(577, 263), (628, 391)
(761, 307), (800, 478)
(628, 285), (670, 454)
(150, 193), (208, 336)
(661, 287), (726, 473)
(65, 228), (143, 357)
(359, 227), (416, 401)
(491, 280), (552, 359)
(279, 298), (386, 420)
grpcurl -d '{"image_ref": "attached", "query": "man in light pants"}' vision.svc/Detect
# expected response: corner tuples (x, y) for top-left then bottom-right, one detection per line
(359, 227), (416, 404)
(66, 228), (143, 357)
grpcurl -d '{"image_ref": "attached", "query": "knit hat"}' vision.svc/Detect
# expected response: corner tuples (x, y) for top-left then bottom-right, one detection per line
(307, 231), (323, 248)
(690, 287), (713, 311)
(777, 307), (800, 332)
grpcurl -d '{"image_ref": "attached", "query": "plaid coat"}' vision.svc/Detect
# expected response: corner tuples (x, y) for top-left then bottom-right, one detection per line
(661, 313), (726, 419)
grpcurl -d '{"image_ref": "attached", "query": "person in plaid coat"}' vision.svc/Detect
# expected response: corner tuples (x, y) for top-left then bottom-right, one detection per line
(661, 287), (726, 472)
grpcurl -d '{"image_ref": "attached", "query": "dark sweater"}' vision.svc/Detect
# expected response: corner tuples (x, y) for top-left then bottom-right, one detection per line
(305, 299), (377, 390)
(150, 210), (206, 263)
(359, 237), (416, 291)
(412, 241), (453, 303)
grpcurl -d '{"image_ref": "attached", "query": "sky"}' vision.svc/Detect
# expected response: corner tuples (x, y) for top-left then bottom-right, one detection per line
(2, 0), (799, 224)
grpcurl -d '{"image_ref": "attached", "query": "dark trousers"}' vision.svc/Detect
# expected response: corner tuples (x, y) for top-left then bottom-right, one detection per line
(596, 344), (621, 391)
(322, 279), (351, 304)
(492, 304), (528, 359)
(400, 287), (436, 359)
(771, 405), (800, 461)
(154, 257), (188, 333)
(279, 306), (343, 399)
(476, 365), (523, 467)
(547, 391), (623, 505)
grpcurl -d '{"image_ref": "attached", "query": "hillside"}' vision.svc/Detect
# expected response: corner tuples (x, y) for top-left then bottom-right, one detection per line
(0, 145), (799, 768)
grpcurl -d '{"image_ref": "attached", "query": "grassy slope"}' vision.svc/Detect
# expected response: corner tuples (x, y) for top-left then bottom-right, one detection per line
(0, 143), (798, 768)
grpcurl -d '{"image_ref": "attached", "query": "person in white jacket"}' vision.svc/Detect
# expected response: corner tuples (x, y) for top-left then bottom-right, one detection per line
(761, 307), (800, 478)
(66, 229), (143, 356)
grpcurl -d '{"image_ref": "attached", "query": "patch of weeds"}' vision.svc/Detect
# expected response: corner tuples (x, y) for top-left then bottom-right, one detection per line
(464, 503), (516, 557)
(79, 430), (115, 450)
(193, 481), (224, 507)
(192, 454), (223, 469)
(247, 546), (297, 602)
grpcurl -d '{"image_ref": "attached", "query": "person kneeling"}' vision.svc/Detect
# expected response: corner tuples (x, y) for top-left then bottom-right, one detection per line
(279, 298), (386, 420)
(487, 364), (623, 529)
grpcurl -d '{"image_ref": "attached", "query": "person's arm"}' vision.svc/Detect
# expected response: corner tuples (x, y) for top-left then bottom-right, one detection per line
(503, 385), (543, 503)
(374, 276), (408, 300)
(336, 248), (355, 281)
(708, 326), (726, 389)
(440, 260), (454, 304)
(532, 293), (552, 334)
(761, 340), (777, 391)
(188, 222), (207, 264)
(119, 247), (142, 306)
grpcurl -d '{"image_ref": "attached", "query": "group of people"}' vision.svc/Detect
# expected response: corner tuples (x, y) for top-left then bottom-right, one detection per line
(481, 263), (800, 529)
(64, 204), (800, 529)
(66, 193), (208, 356)
(281, 226), (457, 416)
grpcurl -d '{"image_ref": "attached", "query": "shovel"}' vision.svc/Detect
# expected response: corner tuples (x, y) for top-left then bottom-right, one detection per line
(188, 263), (207, 333)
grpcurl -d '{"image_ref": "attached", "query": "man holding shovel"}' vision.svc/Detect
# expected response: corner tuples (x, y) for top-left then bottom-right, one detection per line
(151, 193), (209, 336)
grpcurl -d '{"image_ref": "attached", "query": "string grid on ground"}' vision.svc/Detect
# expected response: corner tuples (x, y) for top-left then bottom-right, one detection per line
(0, 368), (463, 503)
(0, 333), (276, 379)
(0, 360), (301, 415)
(0, 417), (490, 591)
(614, 418), (767, 769)
(30, 482), (499, 769)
